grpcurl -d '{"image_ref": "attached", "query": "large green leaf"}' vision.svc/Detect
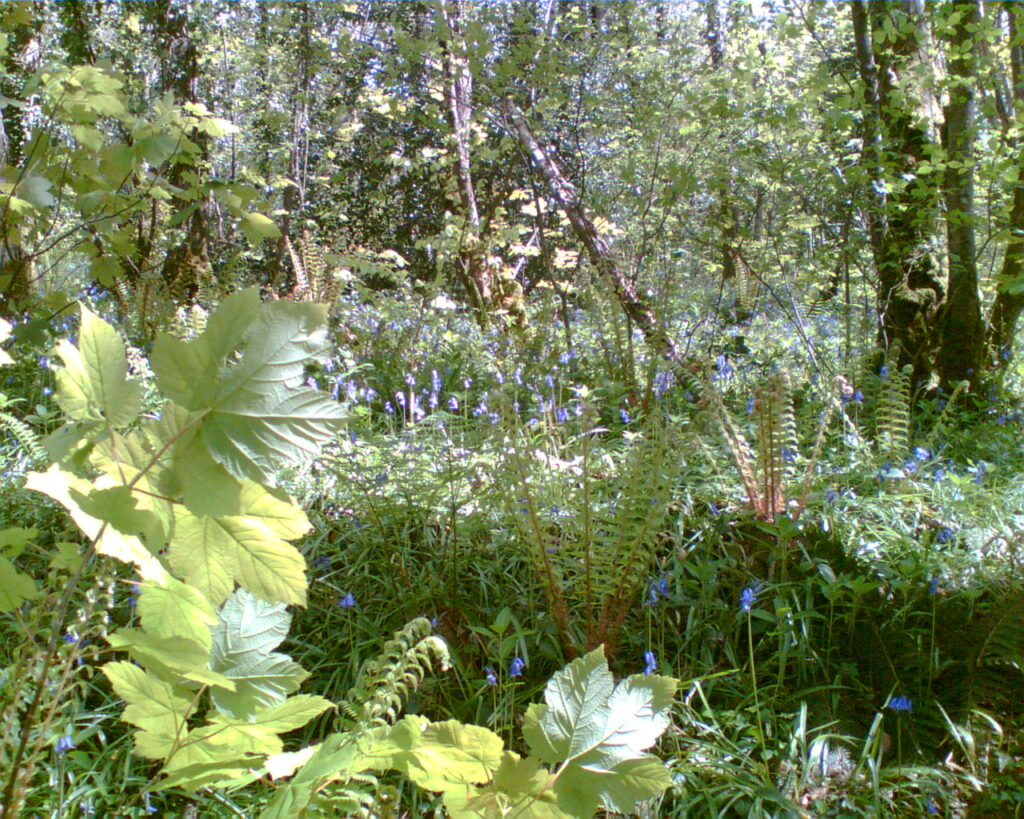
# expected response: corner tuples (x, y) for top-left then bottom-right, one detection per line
(152, 295), (344, 485)
(54, 304), (140, 427)
(25, 466), (167, 581)
(202, 301), (343, 484)
(0, 555), (39, 611)
(107, 629), (235, 690)
(152, 289), (261, 411)
(102, 661), (194, 759)
(521, 646), (677, 816)
(137, 575), (219, 651)
(167, 481), (310, 606)
(210, 588), (309, 719)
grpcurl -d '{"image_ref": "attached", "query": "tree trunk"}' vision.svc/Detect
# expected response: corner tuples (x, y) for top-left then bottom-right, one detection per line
(503, 101), (694, 375)
(145, 0), (211, 305)
(851, 0), (945, 387)
(936, 0), (983, 389)
(987, 3), (1024, 369)
(439, 0), (492, 321)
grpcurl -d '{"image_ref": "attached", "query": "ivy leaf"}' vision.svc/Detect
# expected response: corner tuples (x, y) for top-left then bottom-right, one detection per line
(167, 481), (310, 607)
(522, 646), (677, 815)
(54, 304), (140, 427)
(210, 588), (309, 719)
(102, 661), (194, 759)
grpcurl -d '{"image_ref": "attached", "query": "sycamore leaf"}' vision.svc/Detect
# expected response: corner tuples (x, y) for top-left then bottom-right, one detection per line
(137, 575), (218, 651)
(54, 304), (140, 427)
(25, 466), (167, 580)
(159, 695), (331, 792)
(0, 555), (39, 611)
(521, 647), (676, 815)
(210, 588), (309, 719)
(0, 317), (12, 365)
(102, 661), (193, 759)
(152, 289), (261, 411)
(240, 211), (282, 242)
(69, 484), (164, 550)
(201, 301), (344, 484)
(175, 437), (243, 517)
(459, 753), (570, 819)
(167, 481), (309, 607)
(107, 629), (236, 690)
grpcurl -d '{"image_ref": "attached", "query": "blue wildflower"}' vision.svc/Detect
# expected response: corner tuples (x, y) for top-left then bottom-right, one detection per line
(926, 799), (939, 814)
(338, 593), (356, 610)
(936, 527), (955, 544)
(55, 735), (75, 754)
(746, 395), (755, 414)
(929, 576), (940, 595)
(509, 656), (525, 677)
(620, 408), (630, 424)
(888, 695), (913, 712)
(143, 792), (157, 814)
(824, 488), (838, 504)
(852, 390), (863, 403)
(484, 665), (498, 686)
(643, 650), (657, 676)
(739, 584), (759, 612)
(555, 406), (569, 423)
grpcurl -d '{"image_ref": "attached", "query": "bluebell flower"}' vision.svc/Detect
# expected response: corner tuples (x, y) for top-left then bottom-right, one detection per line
(509, 656), (525, 677)
(926, 798), (939, 814)
(932, 467), (946, 481)
(42, 386), (53, 397)
(879, 364), (889, 380)
(485, 665), (498, 686)
(887, 694), (913, 712)
(338, 592), (356, 610)
(143, 792), (157, 814)
(55, 735), (75, 754)
(315, 555), (331, 573)
(448, 396), (459, 410)
(620, 408), (630, 424)
(746, 395), (755, 414)
(643, 650), (657, 676)
(555, 407), (569, 423)
(936, 527), (955, 544)
(63, 631), (78, 645)
(852, 390), (863, 403)
(824, 488), (838, 504)
(929, 576), (940, 595)
(780, 446), (796, 463)
(974, 462), (988, 485)
(739, 583), (759, 613)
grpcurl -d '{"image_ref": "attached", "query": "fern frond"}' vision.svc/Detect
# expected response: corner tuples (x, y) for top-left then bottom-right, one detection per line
(0, 411), (46, 464)
(876, 349), (911, 461)
(337, 617), (450, 732)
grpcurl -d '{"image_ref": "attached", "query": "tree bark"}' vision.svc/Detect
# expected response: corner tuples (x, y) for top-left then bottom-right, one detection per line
(936, 0), (983, 389)
(851, 0), (946, 386)
(439, 0), (492, 320)
(503, 101), (693, 374)
(987, 2), (1024, 369)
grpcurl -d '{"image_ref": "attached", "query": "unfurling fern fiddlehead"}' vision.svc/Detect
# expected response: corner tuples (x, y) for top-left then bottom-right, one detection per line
(262, 618), (450, 819)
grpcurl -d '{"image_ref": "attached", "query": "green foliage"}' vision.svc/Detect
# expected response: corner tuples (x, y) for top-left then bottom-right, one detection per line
(267, 646), (677, 819)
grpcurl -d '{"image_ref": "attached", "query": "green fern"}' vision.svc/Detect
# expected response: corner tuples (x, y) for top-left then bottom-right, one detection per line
(264, 619), (450, 819)
(0, 410), (46, 465)
(501, 415), (678, 656)
(875, 352), (912, 461)
(336, 617), (450, 731)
